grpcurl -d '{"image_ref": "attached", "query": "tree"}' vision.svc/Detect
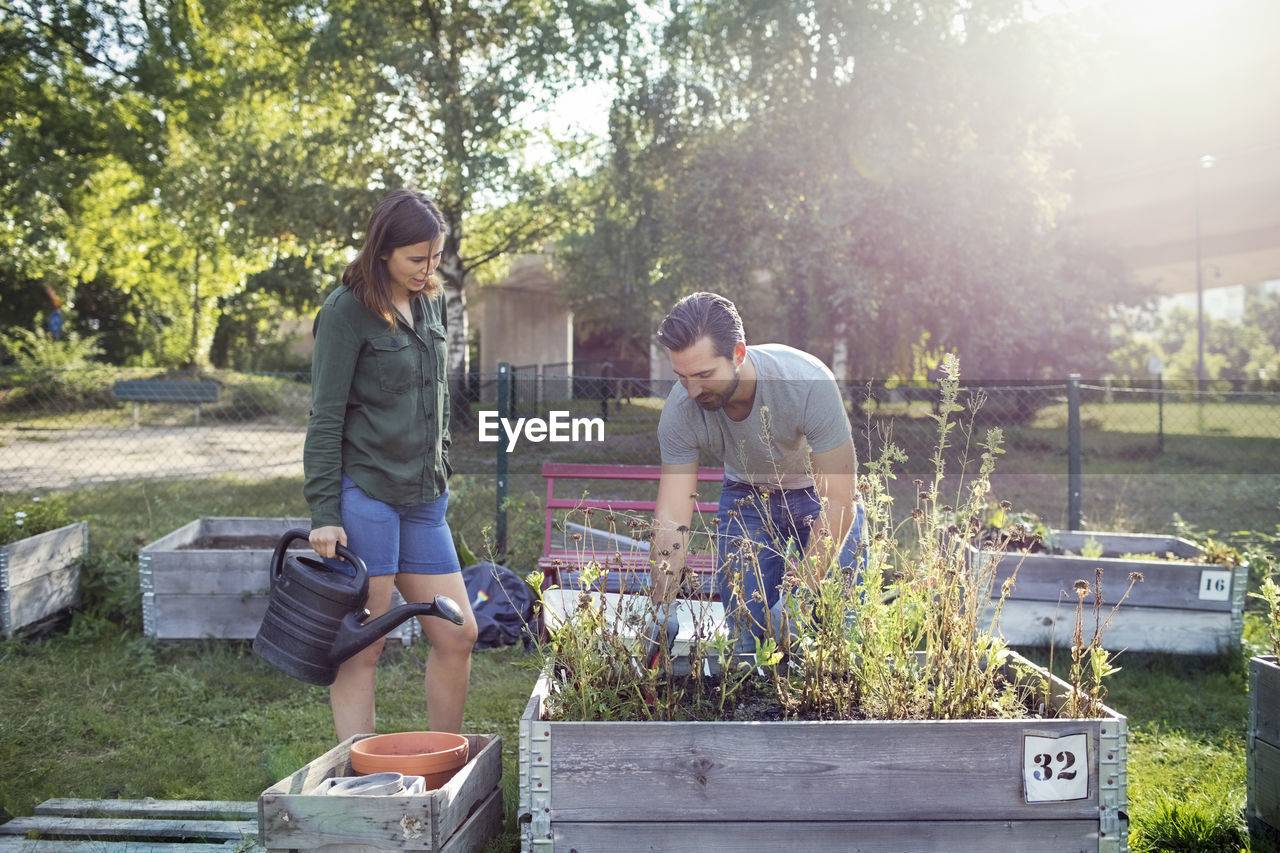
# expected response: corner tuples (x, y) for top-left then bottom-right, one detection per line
(555, 0), (1144, 381)
(313, 0), (629, 412)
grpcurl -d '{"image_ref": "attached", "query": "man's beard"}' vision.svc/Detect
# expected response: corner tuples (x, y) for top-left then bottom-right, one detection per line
(695, 367), (740, 411)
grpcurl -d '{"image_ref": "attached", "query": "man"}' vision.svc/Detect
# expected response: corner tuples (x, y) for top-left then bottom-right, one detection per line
(650, 292), (864, 652)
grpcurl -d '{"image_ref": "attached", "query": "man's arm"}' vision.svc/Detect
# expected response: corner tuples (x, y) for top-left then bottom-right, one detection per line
(649, 461), (700, 605)
(798, 438), (859, 589)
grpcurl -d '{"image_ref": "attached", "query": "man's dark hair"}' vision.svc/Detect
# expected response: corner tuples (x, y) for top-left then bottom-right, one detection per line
(655, 292), (745, 357)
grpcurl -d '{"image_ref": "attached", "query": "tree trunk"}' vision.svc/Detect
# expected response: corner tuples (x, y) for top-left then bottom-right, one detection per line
(830, 318), (849, 384)
(439, 233), (472, 423)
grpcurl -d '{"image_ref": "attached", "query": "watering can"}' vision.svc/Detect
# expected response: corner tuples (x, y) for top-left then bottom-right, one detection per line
(252, 529), (465, 685)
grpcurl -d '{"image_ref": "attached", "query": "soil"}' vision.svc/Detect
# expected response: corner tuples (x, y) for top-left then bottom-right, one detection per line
(177, 535), (308, 550)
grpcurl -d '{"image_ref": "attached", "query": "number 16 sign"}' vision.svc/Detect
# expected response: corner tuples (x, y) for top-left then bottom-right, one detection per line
(1023, 733), (1089, 803)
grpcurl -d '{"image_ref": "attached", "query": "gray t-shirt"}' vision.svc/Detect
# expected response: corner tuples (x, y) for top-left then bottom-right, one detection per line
(657, 344), (852, 489)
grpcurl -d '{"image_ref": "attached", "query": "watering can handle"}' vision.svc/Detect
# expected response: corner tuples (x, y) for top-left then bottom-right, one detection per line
(270, 528), (370, 589)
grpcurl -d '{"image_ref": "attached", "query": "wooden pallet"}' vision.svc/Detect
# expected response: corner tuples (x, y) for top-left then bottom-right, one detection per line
(0, 798), (262, 852)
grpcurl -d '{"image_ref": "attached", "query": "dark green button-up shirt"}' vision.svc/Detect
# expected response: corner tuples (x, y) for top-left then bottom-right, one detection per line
(302, 285), (451, 528)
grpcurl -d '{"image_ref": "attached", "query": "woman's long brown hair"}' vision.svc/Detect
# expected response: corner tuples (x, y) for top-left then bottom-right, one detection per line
(342, 189), (447, 327)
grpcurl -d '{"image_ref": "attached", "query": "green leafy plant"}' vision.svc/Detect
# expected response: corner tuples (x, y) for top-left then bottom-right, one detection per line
(535, 354), (1121, 723)
(1129, 793), (1248, 853)
(0, 493), (71, 547)
(1080, 536), (1104, 559)
(1252, 571), (1280, 660)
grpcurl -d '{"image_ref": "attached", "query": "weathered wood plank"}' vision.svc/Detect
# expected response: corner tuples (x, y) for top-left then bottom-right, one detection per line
(261, 789), (502, 853)
(5, 569), (80, 634)
(971, 548), (1234, 612)
(1, 522), (86, 636)
(547, 718), (1105, 822)
(437, 788), (503, 853)
(0, 816), (255, 841)
(1253, 736), (1280, 829)
(150, 595), (270, 640)
(0, 841), (256, 852)
(141, 518), (413, 644)
(990, 599), (1234, 653)
(433, 736), (503, 849)
(141, 519), (204, 553)
(148, 559), (272, 596)
(1, 522), (87, 587)
(551, 819), (1105, 853)
(1253, 657), (1280, 747)
(979, 559), (1235, 612)
(33, 800), (257, 821)
(258, 734), (501, 852)
(199, 518), (310, 539)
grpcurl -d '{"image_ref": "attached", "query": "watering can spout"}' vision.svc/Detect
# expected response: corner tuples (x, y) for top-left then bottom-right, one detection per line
(329, 595), (466, 665)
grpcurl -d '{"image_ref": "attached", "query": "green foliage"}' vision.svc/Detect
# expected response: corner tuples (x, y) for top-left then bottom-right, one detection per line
(2, 327), (102, 370)
(1251, 572), (1280, 660)
(1110, 291), (1280, 386)
(0, 493), (71, 547)
(0, 328), (114, 410)
(556, 1), (1140, 379)
(67, 549), (143, 641)
(1128, 794), (1248, 853)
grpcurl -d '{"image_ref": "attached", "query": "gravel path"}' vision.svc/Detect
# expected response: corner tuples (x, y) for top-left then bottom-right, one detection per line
(0, 424), (305, 492)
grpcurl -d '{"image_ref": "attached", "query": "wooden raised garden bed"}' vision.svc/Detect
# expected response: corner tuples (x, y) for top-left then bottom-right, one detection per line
(966, 530), (1247, 654)
(139, 517), (418, 644)
(0, 520), (88, 638)
(518, 651), (1127, 853)
(258, 733), (503, 853)
(1250, 655), (1280, 853)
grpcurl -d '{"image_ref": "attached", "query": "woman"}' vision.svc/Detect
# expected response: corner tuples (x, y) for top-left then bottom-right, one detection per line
(303, 189), (477, 741)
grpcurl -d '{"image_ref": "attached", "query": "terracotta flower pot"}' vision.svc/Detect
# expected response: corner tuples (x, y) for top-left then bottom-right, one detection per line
(349, 731), (470, 790)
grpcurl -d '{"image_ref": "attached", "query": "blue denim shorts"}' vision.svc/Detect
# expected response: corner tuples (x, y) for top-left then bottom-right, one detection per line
(324, 474), (462, 577)
(715, 479), (866, 646)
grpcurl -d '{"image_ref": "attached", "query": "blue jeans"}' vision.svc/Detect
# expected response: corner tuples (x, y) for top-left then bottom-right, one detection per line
(324, 474), (461, 577)
(715, 479), (865, 653)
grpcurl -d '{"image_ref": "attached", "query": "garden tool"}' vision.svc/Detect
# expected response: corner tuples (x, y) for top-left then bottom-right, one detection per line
(252, 529), (464, 686)
(639, 610), (681, 669)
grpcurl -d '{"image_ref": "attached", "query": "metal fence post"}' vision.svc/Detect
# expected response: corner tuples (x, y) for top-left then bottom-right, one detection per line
(1156, 373), (1165, 454)
(496, 363), (511, 557)
(1067, 374), (1082, 531)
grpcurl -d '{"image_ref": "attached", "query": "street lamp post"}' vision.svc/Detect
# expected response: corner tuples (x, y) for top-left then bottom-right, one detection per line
(1195, 154), (1216, 388)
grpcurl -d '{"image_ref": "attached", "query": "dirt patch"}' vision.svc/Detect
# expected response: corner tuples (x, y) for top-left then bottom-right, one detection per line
(177, 536), (309, 550)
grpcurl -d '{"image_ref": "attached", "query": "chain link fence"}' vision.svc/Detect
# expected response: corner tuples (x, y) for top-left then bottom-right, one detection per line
(3, 367), (1277, 565)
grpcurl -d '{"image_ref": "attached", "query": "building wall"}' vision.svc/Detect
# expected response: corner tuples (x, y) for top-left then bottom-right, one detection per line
(476, 255), (573, 381)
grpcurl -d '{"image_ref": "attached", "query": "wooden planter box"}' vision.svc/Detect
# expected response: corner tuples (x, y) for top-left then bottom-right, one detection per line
(0, 520), (88, 637)
(258, 733), (503, 853)
(965, 530), (1247, 654)
(139, 517), (418, 644)
(1250, 655), (1280, 853)
(518, 651), (1127, 853)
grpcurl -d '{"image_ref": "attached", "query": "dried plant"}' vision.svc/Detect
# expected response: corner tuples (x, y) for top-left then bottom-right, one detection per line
(533, 354), (1121, 722)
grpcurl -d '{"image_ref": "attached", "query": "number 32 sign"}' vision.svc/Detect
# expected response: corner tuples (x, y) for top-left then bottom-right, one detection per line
(1023, 733), (1089, 803)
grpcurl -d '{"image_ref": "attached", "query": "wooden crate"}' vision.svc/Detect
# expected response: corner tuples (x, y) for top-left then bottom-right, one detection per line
(1250, 655), (1280, 853)
(259, 733), (503, 853)
(966, 530), (1248, 654)
(0, 797), (262, 851)
(518, 651), (1127, 853)
(139, 517), (417, 644)
(0, 520), (87, 638)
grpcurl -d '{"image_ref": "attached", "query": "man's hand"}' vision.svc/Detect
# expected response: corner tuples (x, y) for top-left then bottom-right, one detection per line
(803, 438), (859, 584)
(650, 462), (699, 606)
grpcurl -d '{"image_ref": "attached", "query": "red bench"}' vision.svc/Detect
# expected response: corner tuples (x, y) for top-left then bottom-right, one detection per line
(538, 462), (723, 597)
